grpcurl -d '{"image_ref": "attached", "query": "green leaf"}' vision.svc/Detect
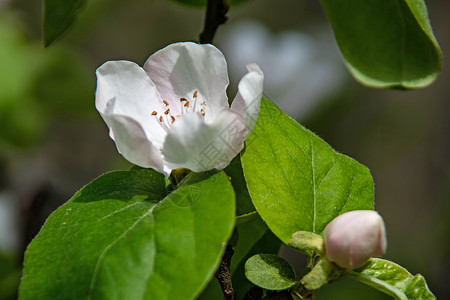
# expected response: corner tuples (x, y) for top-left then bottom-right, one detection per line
(225, 155), (256, 216)
(44, 0), (87, 46)
(245, 254), (296, 291)
(197, 217), (281, 300)
(351, 258), (436, 300)
(241, 98), (374, 243)
(320, 0), (442, 89)
(19, 169), (235, 300)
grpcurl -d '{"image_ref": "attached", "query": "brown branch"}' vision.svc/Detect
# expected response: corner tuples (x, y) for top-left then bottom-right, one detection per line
(199, 0), (229, 44)
(214, 244), (236, 300)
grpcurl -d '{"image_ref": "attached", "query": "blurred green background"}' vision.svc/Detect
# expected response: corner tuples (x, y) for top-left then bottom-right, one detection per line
(0, 0), (448, 299)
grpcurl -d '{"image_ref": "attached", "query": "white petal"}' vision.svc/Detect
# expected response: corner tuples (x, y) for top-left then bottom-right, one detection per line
(231, 63), (264, 133)
(96, 60), (166, 149)
(101, 113), (168, 175)
(162, 110), (247, 172)
(143, 42), (230, 119)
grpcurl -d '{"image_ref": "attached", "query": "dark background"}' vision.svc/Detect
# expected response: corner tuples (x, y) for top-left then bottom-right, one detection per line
(0, 0), (448, 299)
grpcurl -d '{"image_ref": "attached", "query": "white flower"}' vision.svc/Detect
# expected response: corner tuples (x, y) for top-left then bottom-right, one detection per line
(95, 42), (263, 176)
(323, 210), (387, 270)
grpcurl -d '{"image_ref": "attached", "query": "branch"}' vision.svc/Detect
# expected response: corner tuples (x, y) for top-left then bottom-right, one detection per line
(214, 244), (236, 300)
(199, 0), (229, 44)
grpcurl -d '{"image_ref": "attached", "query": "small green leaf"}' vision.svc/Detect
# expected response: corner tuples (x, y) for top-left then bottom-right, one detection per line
(290, 231), (324, 254)
(44, 0), (87, 46)
(241, 98), (374, 244)
(351, 258), (436, 300)
(19, 169), (235, 300)
(245, 254), (296, 290)
(320, 0), (442, 89)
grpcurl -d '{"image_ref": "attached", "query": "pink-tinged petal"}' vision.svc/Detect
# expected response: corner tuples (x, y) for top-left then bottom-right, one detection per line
(96, 60), (166, 149)
(231, 63), (264, 133)
(101, 113), (168, 175)
(161, 110), (247, 172)
(324, 210), (387, 270)
(144, 42), (229, 119)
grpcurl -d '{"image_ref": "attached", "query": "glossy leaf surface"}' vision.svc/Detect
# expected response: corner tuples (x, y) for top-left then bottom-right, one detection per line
(351, 258), (436, 300)
(242, 98), (374, 243)
(20, 169), (235, 300)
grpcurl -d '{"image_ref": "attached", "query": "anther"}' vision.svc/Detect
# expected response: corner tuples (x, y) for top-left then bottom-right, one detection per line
(193, 90), (198, 98)
(163, 100), (169, 106)
(184, 101), (190, 108)
(164, 109), (170, 115)
(180, 98), (187, 102)
(171, 116), (175, 123)
(151, 111), (157, 116)
(159, 116), (163, 122)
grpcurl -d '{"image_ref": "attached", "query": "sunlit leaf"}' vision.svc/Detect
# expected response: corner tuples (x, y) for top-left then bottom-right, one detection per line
(241, 98), (374, 243)
(351, 258), (436, 300)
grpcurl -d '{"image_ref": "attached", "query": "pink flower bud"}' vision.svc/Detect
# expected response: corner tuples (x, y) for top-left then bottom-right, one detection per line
(323, 210), (387, 270)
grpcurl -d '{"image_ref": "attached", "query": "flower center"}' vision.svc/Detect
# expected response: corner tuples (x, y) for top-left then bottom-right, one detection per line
(151, 90), (207, 132)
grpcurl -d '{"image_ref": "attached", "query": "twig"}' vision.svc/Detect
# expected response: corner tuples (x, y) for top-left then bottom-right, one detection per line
(214, 244), (236, 300)
(199, 0), (229, 44)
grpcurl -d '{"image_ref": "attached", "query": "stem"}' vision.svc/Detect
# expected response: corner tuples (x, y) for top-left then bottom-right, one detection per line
(199, 0), (229, 44)
(215, 244), (236, 300)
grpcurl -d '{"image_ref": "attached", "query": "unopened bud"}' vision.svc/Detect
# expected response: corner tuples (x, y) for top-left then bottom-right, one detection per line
(323, 210), (387, 270)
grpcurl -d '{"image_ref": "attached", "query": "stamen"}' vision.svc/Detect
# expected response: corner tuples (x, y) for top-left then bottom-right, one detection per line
(163, 100), (169, 106)
(192, 90), (198, 112)
(151, 111), (157, 116)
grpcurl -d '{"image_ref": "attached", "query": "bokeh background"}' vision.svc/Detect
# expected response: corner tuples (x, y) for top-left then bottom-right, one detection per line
(0, 0), (448, 299)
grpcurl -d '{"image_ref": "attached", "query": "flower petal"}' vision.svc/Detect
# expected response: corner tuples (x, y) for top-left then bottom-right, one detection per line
(144, 42), (230, 120)
(231, 63), (264, 133)
(101, 112), (168, 175)
(96, 60), (166, 149)
(162, 110), (248, 172)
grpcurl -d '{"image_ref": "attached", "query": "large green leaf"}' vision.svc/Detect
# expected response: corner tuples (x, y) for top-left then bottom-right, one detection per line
(241, 98), (374, 243)
(351, 258), (436, 300)
(19, 169), (235, 300)
(320, 0), (442, 89)
(44, 0), (87, 46)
